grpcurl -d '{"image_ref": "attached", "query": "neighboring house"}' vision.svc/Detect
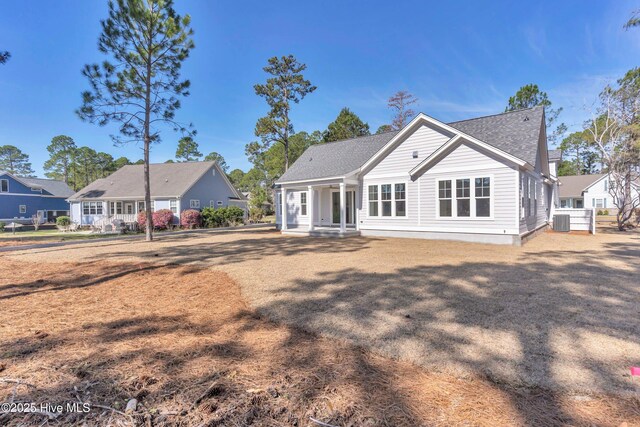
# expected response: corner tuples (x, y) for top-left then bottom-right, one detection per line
(274, 106), (557, 245)
(558, 174), (640, 213)
(68, 161), (246, 226)
(0, 171), (73, 223)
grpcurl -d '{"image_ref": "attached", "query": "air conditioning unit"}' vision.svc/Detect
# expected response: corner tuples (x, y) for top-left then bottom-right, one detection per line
(553, 214), (570, 232)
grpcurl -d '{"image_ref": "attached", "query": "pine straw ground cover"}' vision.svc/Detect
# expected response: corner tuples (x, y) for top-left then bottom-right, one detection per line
(0, 259), (639, 426)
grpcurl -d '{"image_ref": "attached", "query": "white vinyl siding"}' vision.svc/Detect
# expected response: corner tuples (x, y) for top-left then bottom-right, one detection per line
(519, 171), (548, 234)
(362, 141), (518, 234)
(277, 189), (310, 226)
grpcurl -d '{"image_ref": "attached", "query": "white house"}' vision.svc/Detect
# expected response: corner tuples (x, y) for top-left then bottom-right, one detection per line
(68, 161), (246, 226)
(274, 106), (557, 246)
(559, 173), (640, 214)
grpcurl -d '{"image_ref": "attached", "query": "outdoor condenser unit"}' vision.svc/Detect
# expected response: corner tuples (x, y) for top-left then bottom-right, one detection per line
(553, 214), (570, 232)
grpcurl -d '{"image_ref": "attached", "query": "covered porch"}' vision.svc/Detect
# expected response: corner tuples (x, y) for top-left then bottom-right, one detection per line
(279, 178), (360, 238)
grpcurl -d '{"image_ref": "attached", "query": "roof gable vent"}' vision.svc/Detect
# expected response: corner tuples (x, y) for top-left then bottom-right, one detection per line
(412, 151), (419, 159)
(523, 116), (530, 121)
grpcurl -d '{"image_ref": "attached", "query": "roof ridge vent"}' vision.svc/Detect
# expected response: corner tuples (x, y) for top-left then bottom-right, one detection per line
(523, 116), (529, 121)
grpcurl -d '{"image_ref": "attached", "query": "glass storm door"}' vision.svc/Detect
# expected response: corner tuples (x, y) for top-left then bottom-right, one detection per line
(332, 191), (355, 225)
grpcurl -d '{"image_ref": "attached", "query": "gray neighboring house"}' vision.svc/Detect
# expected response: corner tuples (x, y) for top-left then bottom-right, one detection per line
(274, 106), (557, 245)
(68, 161), (246, 226)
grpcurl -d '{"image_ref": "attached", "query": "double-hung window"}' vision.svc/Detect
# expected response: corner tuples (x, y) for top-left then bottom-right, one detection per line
(475, 177), (490, 217)
(170, 199), (177, 214)
(381, 184), (392, 216)
(438, 180), (452, 217)
(300, 192), (307, 216)
(456, 179), (470, 217)
(82, 201), (103, 215)
(190, 199), (200, 209)
(368, 185), (379, 216)
(394, 184), (406, 216)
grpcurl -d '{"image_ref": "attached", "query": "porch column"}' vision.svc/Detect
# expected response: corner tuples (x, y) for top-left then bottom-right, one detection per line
(339, 182), (346, 233)
(281, 188), (288, 231)
(308, 185), (315, 231)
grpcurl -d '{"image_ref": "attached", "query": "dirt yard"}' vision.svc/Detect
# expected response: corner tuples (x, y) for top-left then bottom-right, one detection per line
(2, 226), (640, 425)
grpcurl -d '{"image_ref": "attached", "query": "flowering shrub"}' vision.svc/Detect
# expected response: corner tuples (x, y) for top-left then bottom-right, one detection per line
(152, 209), (174, 229)
(180, 209), (202, 229)
(137, 211), (149, 228)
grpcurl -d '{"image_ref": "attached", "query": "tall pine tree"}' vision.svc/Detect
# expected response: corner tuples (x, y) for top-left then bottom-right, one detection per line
(78, 0), (195, 241)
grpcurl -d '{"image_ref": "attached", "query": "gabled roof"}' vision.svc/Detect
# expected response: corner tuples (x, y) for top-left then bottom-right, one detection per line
(548, 149), (562, 162)
(277, 131), (400, 183)
(69, 161), (239, 200)
(558, 174), (606, 198)
(0, 171), (74, 197)
(448, 106), (544, 167)
(277, 106), (545, 184)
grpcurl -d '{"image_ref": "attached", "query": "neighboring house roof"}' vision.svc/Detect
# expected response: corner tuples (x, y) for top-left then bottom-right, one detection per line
(0, 171), (74, 197)
(20, 177), (75, 197)
(558, 174), (606, 198)
(548, 149), (562, 162)
(277, 106), (544, 184)
(69, 161), (238, 200)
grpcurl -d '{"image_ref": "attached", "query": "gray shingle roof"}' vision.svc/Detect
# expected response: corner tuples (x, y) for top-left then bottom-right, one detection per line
(277, 131), (400, 183)
(277, 107), (545, 184)
(69, 161), (219, 200)
(0, 171), (74, 197)
(558, 174), (606, 198)
(448, 106), (544, 166)
(20, 177), (75, 197)
(548, 149), (562, 162)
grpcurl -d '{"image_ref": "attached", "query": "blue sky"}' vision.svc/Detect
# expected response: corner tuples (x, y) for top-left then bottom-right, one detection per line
(1, 1), (639, 176)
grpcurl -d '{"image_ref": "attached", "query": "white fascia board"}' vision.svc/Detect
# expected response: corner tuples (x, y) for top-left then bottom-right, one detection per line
(276, 175), (346, 186)
(360, 113), (529, 176)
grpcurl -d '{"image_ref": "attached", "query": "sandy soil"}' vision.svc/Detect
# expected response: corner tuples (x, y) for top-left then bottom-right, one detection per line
(1, 259), (639, 426)
(6, 226), (639, 394)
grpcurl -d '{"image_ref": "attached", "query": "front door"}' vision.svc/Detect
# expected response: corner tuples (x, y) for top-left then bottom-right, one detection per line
(332, 191), (355, 225)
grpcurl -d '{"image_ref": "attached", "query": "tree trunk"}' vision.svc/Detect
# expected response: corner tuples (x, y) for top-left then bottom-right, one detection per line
(143, 15), (153, 242)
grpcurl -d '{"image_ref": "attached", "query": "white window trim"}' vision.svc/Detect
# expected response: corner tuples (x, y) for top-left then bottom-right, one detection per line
(216, 200), (223, 206)
(210, 200), (215, 208)
(435, 174), (495, 220)
(190, 199), (200, 209)
(19, 204), (27, 214)
(170, 199), (178, 213)
(365, 181), (409, 219)
(0, 179), (8, 193)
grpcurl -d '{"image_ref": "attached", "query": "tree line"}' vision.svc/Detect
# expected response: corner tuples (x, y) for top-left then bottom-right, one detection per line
(2, 1), (638, 234)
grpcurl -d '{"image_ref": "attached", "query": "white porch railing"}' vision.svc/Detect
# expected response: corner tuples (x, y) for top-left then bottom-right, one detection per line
(555, 208), (596, 234)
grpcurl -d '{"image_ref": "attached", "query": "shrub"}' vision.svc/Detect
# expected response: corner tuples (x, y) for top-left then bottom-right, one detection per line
(201, 206), (245, 228)
(224, 206), (245, 226)
(137, 211), (150, 228)
(597, 209), (603, 216)
(152, 209), (174, 230)
(180, 209), (202, 229)
(201, 207), (225, 228)
(56, 216), (71, 226)
(0, 221), (4, 231)
(249, 207), (263, 223)
(603, 209), (609, 216)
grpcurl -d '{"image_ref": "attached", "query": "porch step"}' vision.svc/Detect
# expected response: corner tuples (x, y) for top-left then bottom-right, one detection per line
(281, 228), (361, 238)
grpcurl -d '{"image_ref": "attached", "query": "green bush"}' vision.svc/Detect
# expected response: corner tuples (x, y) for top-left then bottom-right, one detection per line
(201, 206), (245, 228)
(603, 209), (609, 216)
(0, 221), (5, 231)
(249, 207), (263, 222)
(597, 209), (603, 216)
(56, 216), (71, 226)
